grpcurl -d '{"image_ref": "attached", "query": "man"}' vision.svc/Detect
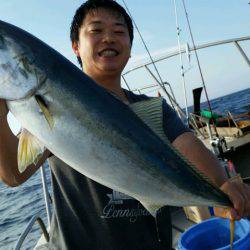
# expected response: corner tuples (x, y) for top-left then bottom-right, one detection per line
(0, 0), (249, 249)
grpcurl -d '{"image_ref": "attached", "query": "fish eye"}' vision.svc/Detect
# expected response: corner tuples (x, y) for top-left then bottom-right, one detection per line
(20, 56), (32, 73)
(15, 57), (29, 79)
(15, 55), (33, 80)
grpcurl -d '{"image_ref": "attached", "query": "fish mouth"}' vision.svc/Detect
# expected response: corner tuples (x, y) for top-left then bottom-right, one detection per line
(0, 51), (47, 101)
(0, 22), (46, 100)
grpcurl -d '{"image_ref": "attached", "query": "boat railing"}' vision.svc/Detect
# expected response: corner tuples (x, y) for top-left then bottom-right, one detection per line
(14, 213), (49, 250)
(189, 112), (245, 139)
(14, 163), (51, 249)
(122, 36), (250, 130)
(226, 110), (241, 129)
(189, 113), (213, 139)
(40, 163), (52, 226)
(123, 36), (250, 76)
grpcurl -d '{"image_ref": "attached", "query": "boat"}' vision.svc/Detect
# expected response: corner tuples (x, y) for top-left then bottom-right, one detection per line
(190, 87), (250, 178)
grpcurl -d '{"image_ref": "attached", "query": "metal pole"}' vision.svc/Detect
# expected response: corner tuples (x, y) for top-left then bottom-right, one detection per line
(145, 65), (175, 110)
(122, 36), (250, 75)
(15, 214), (49, 250)
(121, 75), (132, 91)
(181, 0), (219, 137)
(234, 41), (250, 68)
(172, 0), (189, 123)
(144, 65), (192, 122)
(144, 65), (176, 106)
(40, 164), (52, 226)
(121, 0), (167, 92)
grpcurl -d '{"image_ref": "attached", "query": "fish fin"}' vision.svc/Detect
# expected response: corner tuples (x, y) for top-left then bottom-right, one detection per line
(18, 129), (45, 173)
(130, 97), (216, 187)
(129, 97), (169, 144)
(35, 95), (54, 129)
(140, 201), (163, 217)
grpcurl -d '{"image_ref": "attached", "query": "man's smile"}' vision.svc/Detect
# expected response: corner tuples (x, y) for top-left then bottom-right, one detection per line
(98, 49), (119, 57)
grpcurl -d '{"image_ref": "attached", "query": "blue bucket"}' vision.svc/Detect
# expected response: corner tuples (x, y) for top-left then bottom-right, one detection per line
(178, 218), (250, 250)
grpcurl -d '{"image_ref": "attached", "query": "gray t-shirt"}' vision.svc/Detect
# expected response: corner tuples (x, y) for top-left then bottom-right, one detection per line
(48, 90), (190, 250)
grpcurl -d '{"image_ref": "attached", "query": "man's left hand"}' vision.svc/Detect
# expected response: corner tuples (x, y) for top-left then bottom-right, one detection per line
(214, 178), (250, 220)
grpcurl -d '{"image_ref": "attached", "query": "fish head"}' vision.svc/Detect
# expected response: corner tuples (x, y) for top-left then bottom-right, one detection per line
(0, 20), (45, 101)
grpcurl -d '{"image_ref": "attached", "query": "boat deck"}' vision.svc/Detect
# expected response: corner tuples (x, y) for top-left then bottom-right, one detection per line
(172, 208), (196, 248)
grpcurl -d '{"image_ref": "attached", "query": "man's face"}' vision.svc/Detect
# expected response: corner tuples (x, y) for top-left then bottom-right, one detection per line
(73, 8), (131, 79)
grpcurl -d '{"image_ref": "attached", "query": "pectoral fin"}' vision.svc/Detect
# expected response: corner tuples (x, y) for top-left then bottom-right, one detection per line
(35, 95), (54, 129)
(18, 129), (45, 173)
(140, 201), (164, 217)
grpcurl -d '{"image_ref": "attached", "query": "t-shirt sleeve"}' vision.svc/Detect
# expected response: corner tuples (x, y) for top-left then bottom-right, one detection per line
(162, 100), (191, 143)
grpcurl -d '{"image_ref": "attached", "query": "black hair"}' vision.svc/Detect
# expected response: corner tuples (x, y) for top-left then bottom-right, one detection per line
(70, 0), (134, 67)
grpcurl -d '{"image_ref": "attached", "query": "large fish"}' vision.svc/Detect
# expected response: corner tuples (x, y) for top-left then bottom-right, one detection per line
(0, 20), (231, 215)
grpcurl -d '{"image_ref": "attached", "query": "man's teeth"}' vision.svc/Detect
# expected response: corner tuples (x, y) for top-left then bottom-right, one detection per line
(99, 50), (118, 57)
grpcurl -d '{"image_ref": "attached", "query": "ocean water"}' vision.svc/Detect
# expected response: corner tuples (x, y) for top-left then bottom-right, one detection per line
(198, 88), (250, 118)
(0, 88), (249, 250)
(0, 166), (51, 250)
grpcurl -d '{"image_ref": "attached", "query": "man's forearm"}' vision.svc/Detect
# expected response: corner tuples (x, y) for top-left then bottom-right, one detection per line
(0, 115), (20, 186)
(0, 116), (46, 186)
(172, 132), (228, 187)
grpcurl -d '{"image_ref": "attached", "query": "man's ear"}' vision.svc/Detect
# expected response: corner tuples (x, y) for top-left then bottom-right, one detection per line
(72, 42), (80, 57)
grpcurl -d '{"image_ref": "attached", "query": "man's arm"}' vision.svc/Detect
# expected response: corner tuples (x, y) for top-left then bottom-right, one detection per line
(172, 132), (228, 186)
(172, 131), (250, 219)
(0, 99), (49, 187)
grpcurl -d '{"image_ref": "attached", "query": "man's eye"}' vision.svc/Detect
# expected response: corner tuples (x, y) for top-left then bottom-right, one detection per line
(115, 31), (125, 34)
(91, 29), (101, 33)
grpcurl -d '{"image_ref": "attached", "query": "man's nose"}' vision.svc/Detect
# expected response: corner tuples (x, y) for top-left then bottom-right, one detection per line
(102, 31), (115, 43)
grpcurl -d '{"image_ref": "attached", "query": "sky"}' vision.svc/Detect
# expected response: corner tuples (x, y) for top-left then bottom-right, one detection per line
(0, 0), (249, 133)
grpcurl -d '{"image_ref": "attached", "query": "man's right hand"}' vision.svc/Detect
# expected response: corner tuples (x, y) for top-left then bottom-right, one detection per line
(0, 99), (8, 118)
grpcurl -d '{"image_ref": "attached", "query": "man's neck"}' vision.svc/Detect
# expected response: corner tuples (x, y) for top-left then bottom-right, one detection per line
(87, 73), (128, 102)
